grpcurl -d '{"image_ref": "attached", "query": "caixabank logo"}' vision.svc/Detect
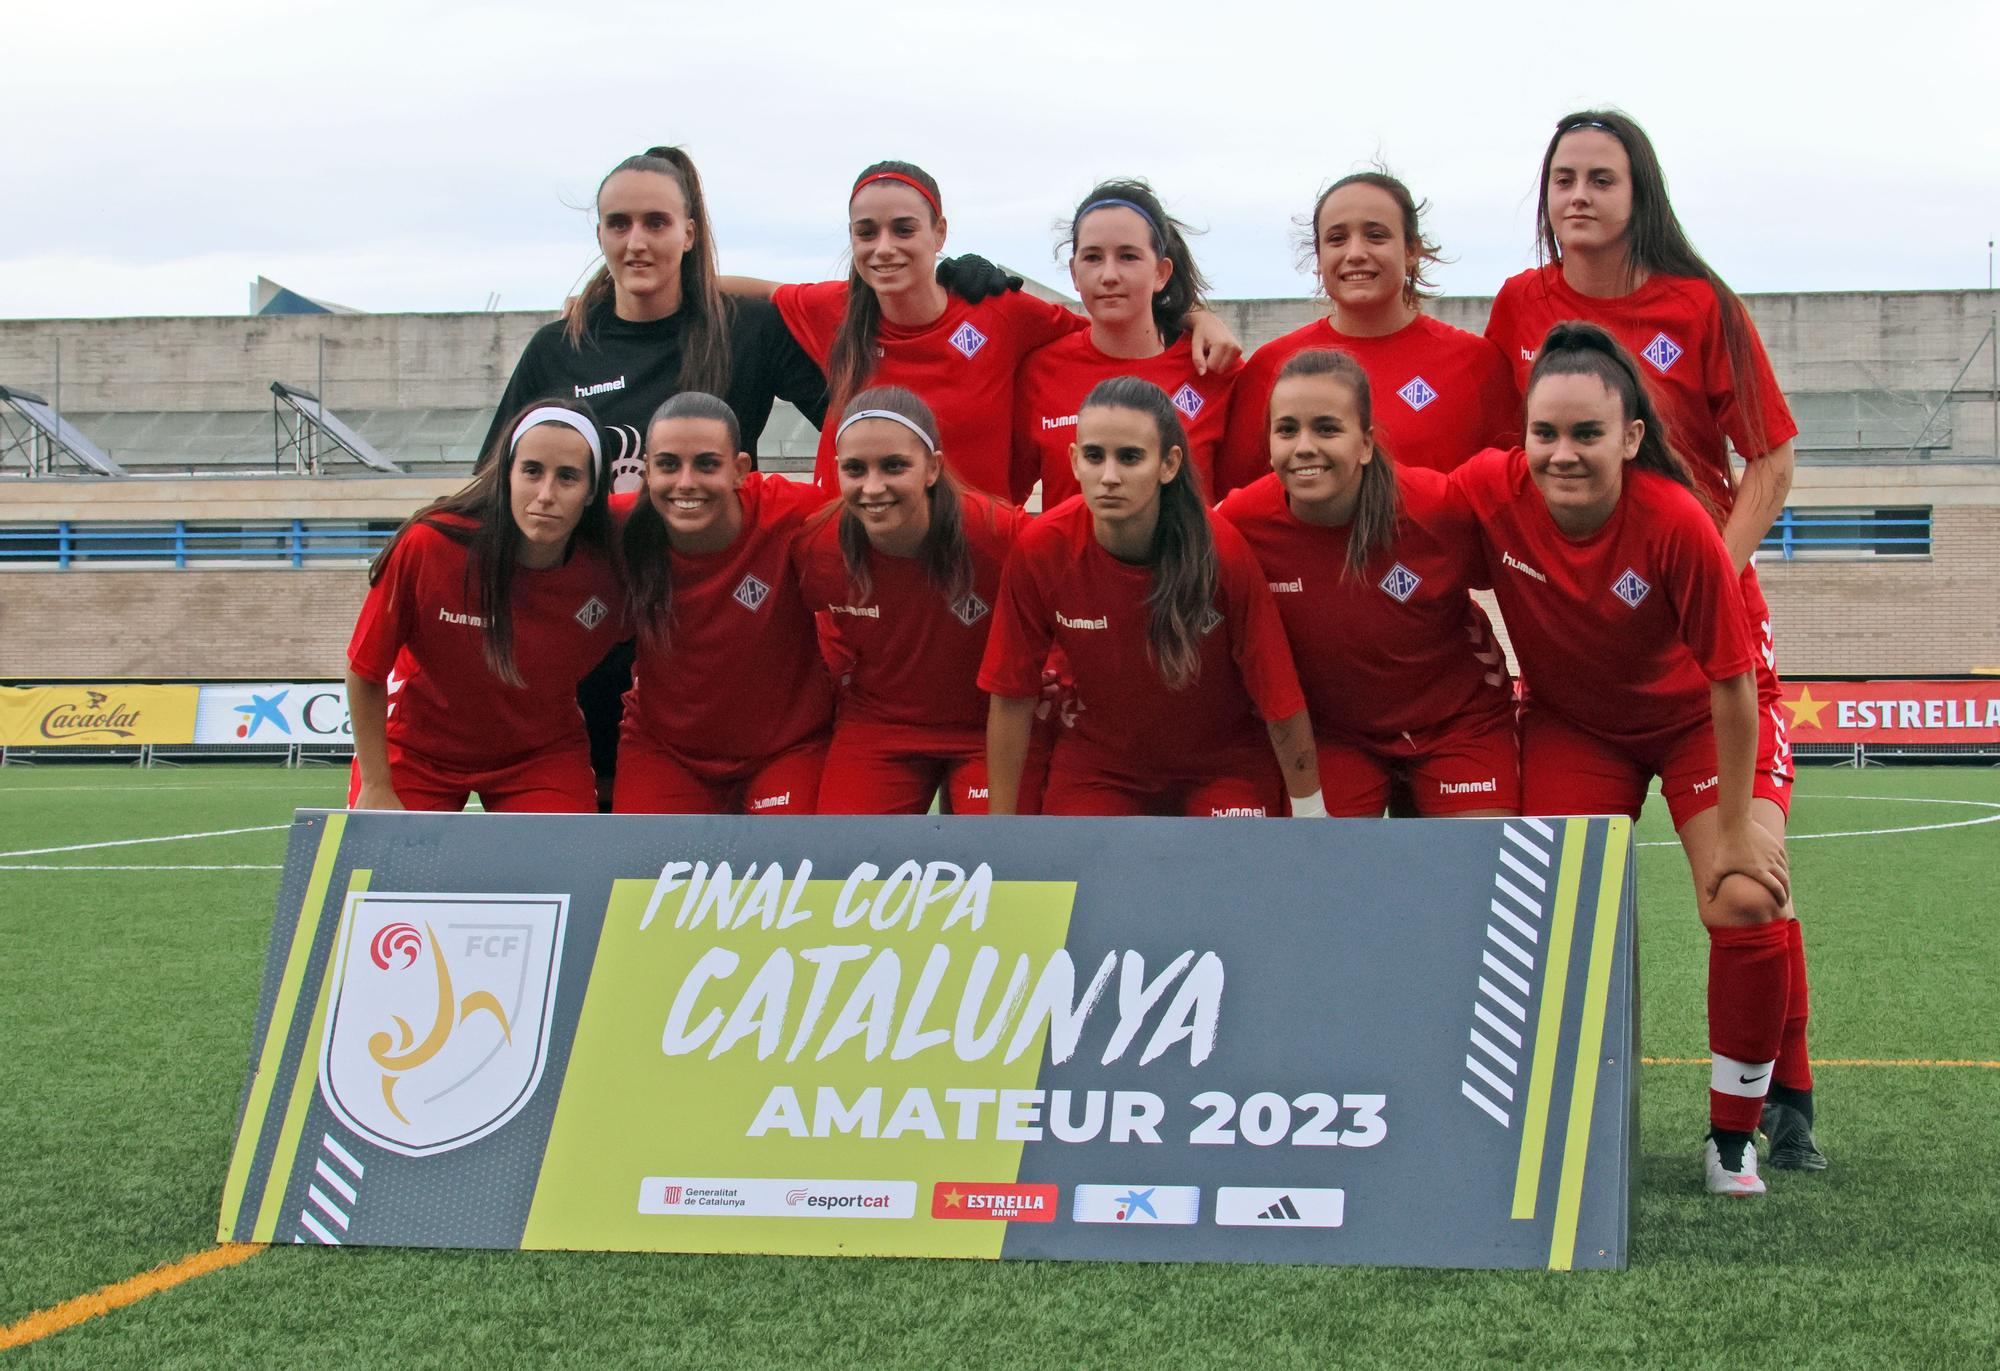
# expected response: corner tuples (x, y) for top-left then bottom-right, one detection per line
(318, 892), (567, 1157)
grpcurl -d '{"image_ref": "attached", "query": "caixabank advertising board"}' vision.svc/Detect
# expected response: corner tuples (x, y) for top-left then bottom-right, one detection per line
(220, 811), (1635, 1270)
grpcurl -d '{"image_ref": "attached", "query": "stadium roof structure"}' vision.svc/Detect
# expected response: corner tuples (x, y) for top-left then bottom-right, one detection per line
(271, 382), (403, 474)
(250, 276), (358, 316)
(0, 384), (128, 477)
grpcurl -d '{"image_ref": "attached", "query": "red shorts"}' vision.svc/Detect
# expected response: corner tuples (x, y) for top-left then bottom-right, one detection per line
(347, 741), (596, 814)
(1739, 563), (1793, 789)
(612, 730), (827, 815)
(1521, 707), (1791, 831)
(1316, 706), (1520, 817)
(1042, 744), (1281, 818)
(815, 721), (1050, 815)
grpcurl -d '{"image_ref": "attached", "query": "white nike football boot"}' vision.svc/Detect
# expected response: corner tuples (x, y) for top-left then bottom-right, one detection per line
(1703, 1135), (1768, 1196)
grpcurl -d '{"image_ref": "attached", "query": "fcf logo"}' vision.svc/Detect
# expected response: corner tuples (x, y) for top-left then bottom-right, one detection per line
(319, 892), (566, 1157)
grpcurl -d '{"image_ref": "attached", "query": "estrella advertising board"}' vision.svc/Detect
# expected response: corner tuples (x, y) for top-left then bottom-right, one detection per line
(0, 684), (199, 746)
(220, 812), (1635, 1270)
(1780, 679), (2000, 744)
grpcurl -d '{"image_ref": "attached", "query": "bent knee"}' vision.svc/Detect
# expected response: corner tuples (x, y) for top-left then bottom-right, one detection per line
(1700, 872), (1785, 929)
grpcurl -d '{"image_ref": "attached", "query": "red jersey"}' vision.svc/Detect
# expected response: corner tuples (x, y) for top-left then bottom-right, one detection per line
(774, 280), (1086, 498)
(793, 491), (1030, 745)
(348, 515), (625, 770)
(978, 497), (1306, 777)
(1214, 467), (1509, 742)
(1217, 313), (1518, 496)
(1483, 266), (1797, 514)
(612, 474), (834, 762)
(1450, 449), (1755, 747)
(1013, 330), (1237, 507)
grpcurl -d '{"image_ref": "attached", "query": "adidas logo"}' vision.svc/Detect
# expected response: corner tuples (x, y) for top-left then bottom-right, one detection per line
(1257, 1195), (1303, 1221)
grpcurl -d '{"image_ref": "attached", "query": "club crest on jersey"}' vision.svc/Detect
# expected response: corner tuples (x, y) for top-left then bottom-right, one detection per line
(1171, 384), (1205, 419)
(1396, 376), (1438, 412)
(733, 575), (771, 612)
(1641, 332), (1685, 373)
(948, 322), (989, 359)
(1200, 606), (1224, 636)
(1379, 563), (1422, 603)
(574, 596), (609, 631)
(1611, 568), (1652, 608)
(951, 593), (990, 627)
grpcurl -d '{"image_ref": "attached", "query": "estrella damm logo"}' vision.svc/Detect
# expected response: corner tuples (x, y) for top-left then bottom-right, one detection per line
(319, 892), (567, 1157)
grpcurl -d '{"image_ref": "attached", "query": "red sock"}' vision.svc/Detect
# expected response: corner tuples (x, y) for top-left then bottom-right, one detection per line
(1706, 920), (1791, 1133)
(1773, 918), (1813, 1092)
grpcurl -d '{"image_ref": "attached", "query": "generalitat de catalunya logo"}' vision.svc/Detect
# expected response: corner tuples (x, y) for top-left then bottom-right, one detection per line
(318, 892), (566, 1158)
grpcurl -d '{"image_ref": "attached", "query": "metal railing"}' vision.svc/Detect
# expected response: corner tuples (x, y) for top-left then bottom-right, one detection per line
(0, 521), (393, 568)
(1757, 508), (1932, 560)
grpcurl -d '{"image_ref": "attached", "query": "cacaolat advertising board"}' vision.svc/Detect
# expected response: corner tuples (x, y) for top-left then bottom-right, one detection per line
(221, 812), (1635, 1270)
(0, 684), (200, 746)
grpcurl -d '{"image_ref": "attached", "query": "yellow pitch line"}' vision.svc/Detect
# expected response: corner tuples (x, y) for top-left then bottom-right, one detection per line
(0, 1243), (264, 1351)
(1642, 1056), (1999, 1069)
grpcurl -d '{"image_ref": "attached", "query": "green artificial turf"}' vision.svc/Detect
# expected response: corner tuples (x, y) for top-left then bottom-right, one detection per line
(2, 764), (1996, 1367)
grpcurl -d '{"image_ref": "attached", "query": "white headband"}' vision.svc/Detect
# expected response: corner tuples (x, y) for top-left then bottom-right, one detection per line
(510, 406), (604, 479)
(836, 408), (937, 452)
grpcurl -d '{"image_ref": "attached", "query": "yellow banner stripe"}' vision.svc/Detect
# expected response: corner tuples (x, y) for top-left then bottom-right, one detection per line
(0, 1244), (264, 1351)
(1511, 818), (1588, 1221)
(1548, 819), (1630, 1271)
(250, 866), (371, 1243)
(217, 813), (346, 1240)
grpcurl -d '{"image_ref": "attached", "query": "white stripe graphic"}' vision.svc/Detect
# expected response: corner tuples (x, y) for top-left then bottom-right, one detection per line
(1461, 1081), (1510, 1126)
(1493, 874), (1542, 918)
(1486, 925), (1534, 969)
(1490, 898), (1540, 945)
(298, 1211), (342, 1245)
(1469, 1027), (1519, 1074)
(1482, 950), (1531, 998)
(1521, 816), (1555, 840)
(1498, 848), (1548, 892)
(308, 1185), (351, 1230)
(1503, 826), (1549, 865)
(1474, 1001), (1523, 1048)
(322, 1134), (365, 1178)
(1465, 1054), (1516, 1102)
(1479, 976), (1526, 1021)
(315, 1159), (358, 1204)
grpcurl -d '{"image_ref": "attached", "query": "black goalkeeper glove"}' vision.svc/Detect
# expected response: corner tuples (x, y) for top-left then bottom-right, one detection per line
(936, 254), (1023, 304)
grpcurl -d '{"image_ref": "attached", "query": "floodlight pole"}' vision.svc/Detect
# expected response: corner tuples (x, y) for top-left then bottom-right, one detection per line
(316, 336), (326, 476)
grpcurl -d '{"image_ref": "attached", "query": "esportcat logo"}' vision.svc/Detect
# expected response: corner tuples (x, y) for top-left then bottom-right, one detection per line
(319, 892), (567, 1158)
(638, 1178), (916, 1218)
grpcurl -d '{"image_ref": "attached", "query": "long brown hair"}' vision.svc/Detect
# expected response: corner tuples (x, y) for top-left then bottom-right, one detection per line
(827, 161), (943, 410)
(620, 391), (744, 652)
(370, 398), (610, 687)
(1079, 376), (1215, 691)
(1062, 178), (1209, 342)
(1272, 349), (1402, 579)
(1536, 110), (1773, 460)
(1526, 321), (1713, 515)
(822, 385), (980, 608)
(564, 146), (732, 396)
(1296, 168), (1444, 311)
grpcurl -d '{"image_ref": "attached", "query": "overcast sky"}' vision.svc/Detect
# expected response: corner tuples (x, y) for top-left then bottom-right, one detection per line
(5, 0), (1996, 318)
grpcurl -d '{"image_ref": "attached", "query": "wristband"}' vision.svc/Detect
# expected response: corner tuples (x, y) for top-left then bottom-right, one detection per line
(1289, 789), (1327, 819)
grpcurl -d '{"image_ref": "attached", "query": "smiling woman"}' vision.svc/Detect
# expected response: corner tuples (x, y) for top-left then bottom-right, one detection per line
(345, 399), (626, 815)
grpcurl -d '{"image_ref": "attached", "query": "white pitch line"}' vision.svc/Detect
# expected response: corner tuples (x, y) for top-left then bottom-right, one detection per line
(0, 824), (288, 858)
(1635, 794), (2000, 847)
(0, 863), (284, 872)
(0, 783), (344, 795)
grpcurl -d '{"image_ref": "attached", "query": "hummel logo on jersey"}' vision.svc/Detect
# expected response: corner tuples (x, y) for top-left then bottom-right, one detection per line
(574, 596), (609, 631)
(1501, 550), (1547, 583)
(574, 375), (626, 399)
(437, 607), (488, 627)
(1171, 383), (1205, 419)
(951, 593), (990, 626)
(1641, 332), (1685, 373)
(1268, 578), (1303, 593)
(1379, 563), (1422, 602)
(1396, 375), (1438, 412)
(733, 575), (771, 612)
(1056, 611), (1108, 630)
(948, 322), (989, 358)
(1200, 606), (1224, 635)
(1611, 568), (1652, 608)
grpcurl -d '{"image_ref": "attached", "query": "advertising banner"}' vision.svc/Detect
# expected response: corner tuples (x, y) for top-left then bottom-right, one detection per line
(0, 684), (199, 746)
(193, 683), (351, 746)
(220, 812), (1636, 1270)
(1780, 679), (2000, 744)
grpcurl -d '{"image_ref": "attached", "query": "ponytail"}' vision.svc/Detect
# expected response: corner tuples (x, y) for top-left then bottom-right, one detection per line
(827, 161), (943, 410)
(620, 391), (744, 651)
(1080, 376), (1216, 691)
(1527, 321), (1713, 514)
(1272, 349), (1402, 580)
(565, 146), (733, 397)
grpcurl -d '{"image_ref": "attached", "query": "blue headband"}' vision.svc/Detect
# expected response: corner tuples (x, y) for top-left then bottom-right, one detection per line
(1077, 197), (1163, 251)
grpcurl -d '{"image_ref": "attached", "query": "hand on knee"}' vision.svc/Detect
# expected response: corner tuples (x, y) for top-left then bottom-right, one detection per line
(1702, 872), (1785, 929)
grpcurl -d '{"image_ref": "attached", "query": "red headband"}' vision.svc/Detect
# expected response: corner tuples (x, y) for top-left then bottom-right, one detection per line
(851, 170), (941, 216)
